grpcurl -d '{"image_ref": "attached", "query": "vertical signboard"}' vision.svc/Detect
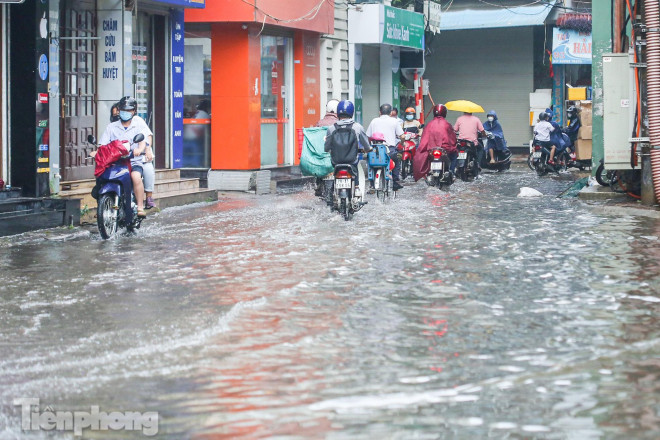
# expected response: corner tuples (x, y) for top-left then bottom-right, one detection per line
(354, 44), (363, 124)
(98, 0), (123, 129)
(171, 10), (184, 168)
(36, 0), (50, 196)
(552, 65), (565, 126)
(48, 0), (60, 193)
(392, 48), (400, 114)
(132, 43), (149, 120)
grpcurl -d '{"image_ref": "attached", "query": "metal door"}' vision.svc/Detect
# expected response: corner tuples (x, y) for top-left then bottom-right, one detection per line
(60, 7), (96, 181)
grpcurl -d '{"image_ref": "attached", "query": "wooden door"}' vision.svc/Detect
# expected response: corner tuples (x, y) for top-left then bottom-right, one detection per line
(60, 7), (96, 181)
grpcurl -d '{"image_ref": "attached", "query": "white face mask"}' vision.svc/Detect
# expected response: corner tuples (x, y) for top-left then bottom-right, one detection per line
(487, 116), (495, 122)
(405, 114), (414, 121)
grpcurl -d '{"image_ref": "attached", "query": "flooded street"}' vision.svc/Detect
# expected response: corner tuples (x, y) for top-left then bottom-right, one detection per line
(1, 165), (659, 439)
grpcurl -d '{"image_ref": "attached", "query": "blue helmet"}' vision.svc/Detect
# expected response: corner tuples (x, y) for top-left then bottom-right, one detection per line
(337, 100), (354, 118)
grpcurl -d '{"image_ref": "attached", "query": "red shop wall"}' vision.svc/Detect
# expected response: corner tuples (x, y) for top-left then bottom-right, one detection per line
(186, 0), (334, 34)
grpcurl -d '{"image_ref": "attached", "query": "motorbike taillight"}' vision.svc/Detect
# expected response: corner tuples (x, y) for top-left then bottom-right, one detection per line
(534, 145), (542, 151)
(432, 150), (442, 158)
(336, 170), (351, 178)
(459, 150), (465, 154)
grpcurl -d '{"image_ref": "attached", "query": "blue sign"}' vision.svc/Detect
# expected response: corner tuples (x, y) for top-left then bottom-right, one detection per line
(153, 0), (204, 8)
(171, 10), (185, 168)
(552, 28), (592, 65)
(38, 54), (48, 81)
(39, 144), (49, 151)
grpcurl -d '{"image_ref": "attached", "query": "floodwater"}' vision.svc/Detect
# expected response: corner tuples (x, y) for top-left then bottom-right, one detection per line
(1, 165), (659, 439)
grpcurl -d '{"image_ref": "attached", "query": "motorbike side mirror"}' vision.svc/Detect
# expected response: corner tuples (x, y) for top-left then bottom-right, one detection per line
(87, 135), (96, 144)
(133, 133), (145, 144)
(419, 124), (425, 129)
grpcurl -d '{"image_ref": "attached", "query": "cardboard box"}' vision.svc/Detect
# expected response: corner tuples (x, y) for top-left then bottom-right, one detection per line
(578, 125), (592, 139)
(579, 101), (592, 125)
(567, 86), (587, 100)
(576, 139), (592, 160)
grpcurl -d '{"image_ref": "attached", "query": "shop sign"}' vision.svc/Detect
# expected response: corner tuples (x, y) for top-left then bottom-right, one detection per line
(171, 10), (185, 168)
(552, 27), (592, 65)
(382, 6), (424, 50)
(151, 0), (204, 8)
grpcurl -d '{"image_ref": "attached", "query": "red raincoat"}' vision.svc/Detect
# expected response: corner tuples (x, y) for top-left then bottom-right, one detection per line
(413, 116), (457, 181)
(94, 140), (131, 178)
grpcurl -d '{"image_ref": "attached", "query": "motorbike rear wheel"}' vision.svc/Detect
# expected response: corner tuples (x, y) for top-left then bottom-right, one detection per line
(340, 198), (351, 221)
(527, 152), (535, 171)
(595, 163), (612, 187)
(536, 161), (548, 177)
(97, 194), (118, 239)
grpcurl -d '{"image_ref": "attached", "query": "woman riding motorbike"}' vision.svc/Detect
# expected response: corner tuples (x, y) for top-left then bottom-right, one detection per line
(482, 110), (509, 164)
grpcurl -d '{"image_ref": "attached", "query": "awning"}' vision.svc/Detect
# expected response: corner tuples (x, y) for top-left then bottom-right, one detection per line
(439, 1), (556, 31)
(149, 0), (205, 8)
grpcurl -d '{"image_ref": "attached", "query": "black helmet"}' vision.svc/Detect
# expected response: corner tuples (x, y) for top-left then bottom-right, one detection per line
(119, 96), (137, 112)
(566, 106), (578, 118)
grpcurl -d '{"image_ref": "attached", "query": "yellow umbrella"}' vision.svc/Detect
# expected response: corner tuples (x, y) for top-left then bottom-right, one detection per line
(445, 100), (485, 113)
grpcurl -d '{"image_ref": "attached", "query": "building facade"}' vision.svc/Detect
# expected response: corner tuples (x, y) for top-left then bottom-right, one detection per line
(184, 0), (334, 172)
(0, 0), (203, 197)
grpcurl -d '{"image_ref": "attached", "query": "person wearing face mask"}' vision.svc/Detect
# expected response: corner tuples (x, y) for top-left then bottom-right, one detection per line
(482, 110), (509, 164)
(402, 107), (423, 136)
(99, 96), (153, 217)
(562, 106), (581, 159)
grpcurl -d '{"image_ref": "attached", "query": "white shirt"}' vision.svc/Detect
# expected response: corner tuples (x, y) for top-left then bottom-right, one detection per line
(366, 115), (404, 147)
(533, 120), (554, 142)
(99, 116), (153, 167)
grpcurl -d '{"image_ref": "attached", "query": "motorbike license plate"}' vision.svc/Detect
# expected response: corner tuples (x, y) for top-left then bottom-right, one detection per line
(431, 162), (443, 171)
(335, 178), (352, 189)
(533, 152), (542, 159)
(458, 152), (467, 160)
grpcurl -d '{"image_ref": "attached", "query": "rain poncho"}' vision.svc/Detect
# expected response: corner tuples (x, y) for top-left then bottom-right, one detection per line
(413, 115), (456, 181)
(483, 110), (508, 153)
(545, 108), (567, 151)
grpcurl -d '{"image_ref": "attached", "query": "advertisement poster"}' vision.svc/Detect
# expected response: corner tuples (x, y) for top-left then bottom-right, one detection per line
(171, 10), (185, 168)
(36, 0), (50, 196)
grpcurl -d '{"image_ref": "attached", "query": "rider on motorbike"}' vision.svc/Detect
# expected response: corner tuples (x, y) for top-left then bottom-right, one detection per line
(366, 104), (406, 191)
(413, 104), (457, 180)
(544, 108), (569, 163)
(98, 96), (153, 217)
(482, 110), (509, 163)
(454, 111), (487, 166)
(324, 100), (371, 189)
(534, 112), (557, 164)
(562, 105), (581, 157)
(402, 107), (423, 136)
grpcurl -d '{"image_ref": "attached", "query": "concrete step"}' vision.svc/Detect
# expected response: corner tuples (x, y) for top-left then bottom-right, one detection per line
(273, 175), (315, 193)
(0, 188), (22, 200)
(59, 169), (182, 193)
(153, 188), (217, 210)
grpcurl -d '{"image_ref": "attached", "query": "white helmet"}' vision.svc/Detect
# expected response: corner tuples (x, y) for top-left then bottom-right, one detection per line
(326, 99), (339, 114)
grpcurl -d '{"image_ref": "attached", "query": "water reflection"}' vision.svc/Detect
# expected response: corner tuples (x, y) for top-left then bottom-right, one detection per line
(0, 170), (659, 438)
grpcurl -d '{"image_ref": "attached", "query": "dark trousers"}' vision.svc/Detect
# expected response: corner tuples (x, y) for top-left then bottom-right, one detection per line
(449, 152), (458, 172)
(388, 146), (401, 181)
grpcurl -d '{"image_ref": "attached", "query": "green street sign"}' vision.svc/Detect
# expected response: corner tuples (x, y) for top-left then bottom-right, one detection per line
(382, 6), (424, 50)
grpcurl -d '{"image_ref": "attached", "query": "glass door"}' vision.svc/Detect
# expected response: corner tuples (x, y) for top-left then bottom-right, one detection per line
(260, 36), (292, 167)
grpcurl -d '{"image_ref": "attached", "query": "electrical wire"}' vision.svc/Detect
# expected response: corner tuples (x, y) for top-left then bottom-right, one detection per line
(239, 0), (330, 24)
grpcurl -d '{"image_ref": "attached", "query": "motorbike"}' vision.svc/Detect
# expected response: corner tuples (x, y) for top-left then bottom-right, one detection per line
(454, 138), (481, 181)
(331, 162), (366, 221)
(426, 147), (453, 189)
(479, 135), (512, 172)
(531, 139), (563, 177)
(367, 142), (393, 201)
(561, 132), (591, 171)
(397, 131), (419, 180)
(89, 133), (145, 239)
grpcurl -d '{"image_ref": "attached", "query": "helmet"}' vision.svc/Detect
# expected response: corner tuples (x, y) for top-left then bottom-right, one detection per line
(566, 105), (578, 118)
(119, 96), (137, 112)
(337, 100), (354, 118)
(326, 99), (339, 114)
(433, 104), (447, 118)
(380, 103), (392, 115)
(539, 112), (549, 121)
(404, 107), (416, 116)
(370, 132), (386, 142)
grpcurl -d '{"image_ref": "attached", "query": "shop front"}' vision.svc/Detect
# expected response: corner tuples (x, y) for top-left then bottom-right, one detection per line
(347, 4), (424, 125)
(185, 0), (333, 172)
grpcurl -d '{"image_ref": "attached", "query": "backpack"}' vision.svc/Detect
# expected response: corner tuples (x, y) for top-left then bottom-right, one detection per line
(328, 122), (358, 165)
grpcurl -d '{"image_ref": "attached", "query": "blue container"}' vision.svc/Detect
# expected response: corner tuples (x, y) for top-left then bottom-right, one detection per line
(367, 144), (390, 167)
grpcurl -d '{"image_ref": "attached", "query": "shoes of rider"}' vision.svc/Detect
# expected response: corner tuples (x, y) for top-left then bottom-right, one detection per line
(393, 182), (403, 191)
